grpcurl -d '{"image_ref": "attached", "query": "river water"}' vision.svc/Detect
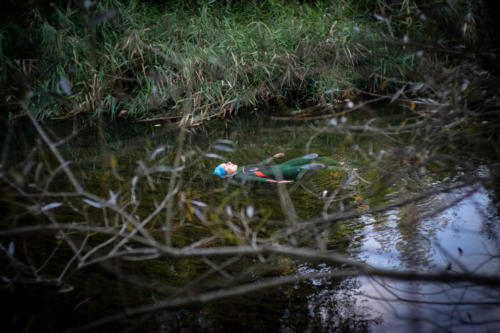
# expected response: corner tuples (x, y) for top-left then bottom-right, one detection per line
(2, 114), (500, 332)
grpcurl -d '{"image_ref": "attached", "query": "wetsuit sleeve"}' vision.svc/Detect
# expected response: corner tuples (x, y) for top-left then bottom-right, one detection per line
(240, 174), (277, 183)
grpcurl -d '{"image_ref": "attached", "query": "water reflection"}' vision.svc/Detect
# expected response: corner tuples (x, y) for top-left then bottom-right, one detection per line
(158, 269), (379, 333)
(349, 186), (500, 332)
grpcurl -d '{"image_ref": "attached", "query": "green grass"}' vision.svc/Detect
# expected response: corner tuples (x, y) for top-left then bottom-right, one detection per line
(2, 0), (422, 122)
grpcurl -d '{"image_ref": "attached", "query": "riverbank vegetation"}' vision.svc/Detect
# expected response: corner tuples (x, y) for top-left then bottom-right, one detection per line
(2, 0), (378, 121)
(2, 0), (497, 125)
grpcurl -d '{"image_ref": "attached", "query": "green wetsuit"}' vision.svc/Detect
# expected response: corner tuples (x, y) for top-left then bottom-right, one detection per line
(232, 153), (325, 183)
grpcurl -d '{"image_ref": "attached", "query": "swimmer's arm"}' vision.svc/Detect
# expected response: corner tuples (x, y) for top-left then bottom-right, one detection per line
(258, 152), (285, 165)
(266, 179), (294, 184)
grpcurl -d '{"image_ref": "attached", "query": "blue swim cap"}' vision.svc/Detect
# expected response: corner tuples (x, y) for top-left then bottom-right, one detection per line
(213, 164), (227, 178)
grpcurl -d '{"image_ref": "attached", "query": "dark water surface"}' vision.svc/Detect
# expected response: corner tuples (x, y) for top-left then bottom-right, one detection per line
(2, 115), (500, 332)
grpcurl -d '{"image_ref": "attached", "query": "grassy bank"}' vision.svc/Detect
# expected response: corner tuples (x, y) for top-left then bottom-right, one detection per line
(1, 0), (493, 125)
(2, 0), (417, 123)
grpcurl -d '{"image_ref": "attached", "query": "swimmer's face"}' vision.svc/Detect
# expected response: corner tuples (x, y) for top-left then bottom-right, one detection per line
(222, 162), (238, 175)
